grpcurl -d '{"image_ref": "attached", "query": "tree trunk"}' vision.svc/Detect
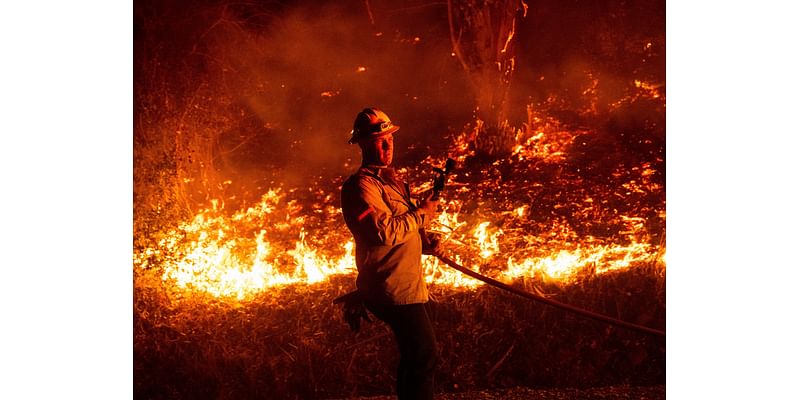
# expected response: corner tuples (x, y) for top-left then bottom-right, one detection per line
(448, 0), (527, 158)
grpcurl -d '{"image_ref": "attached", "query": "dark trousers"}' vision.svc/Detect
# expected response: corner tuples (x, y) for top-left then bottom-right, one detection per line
(366, 302), (438, 400)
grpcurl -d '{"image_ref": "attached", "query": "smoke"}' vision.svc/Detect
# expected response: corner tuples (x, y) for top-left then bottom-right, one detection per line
(135, 0), (665, 203)
(192, 0), (474, 188)
(510, 0), (665, 121)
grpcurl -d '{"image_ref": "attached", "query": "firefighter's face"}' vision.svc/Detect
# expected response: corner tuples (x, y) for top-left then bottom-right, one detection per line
(362, 133), (394, 166)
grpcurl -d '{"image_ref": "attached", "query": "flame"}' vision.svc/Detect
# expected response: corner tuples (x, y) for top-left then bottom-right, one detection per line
(423, 254), (482, 289)
(134, 190), (356, 300)
(473, 221), (502, 259)
(503, 241), (652, 282)
(289, 230), (354, 284)
(135, 110), (665, 301)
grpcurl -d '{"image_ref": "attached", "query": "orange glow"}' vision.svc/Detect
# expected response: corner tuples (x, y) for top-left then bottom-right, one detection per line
(473, 221), (502, 259)
(634, 79), (662, 99)
(134, 190), (356, 300)
(134, 121), (665, 301)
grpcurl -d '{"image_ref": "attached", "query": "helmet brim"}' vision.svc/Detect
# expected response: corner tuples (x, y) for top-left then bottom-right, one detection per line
(348, 125), (400, 144)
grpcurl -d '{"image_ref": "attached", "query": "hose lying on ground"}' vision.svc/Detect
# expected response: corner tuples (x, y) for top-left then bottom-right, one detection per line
(434, 253), (666, 338)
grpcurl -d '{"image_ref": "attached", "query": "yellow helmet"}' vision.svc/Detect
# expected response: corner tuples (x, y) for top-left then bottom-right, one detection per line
(348, 107), (400, 144)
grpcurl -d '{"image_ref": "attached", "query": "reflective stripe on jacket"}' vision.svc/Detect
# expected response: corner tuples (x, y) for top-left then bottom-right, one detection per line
(341, 166), (430, 305)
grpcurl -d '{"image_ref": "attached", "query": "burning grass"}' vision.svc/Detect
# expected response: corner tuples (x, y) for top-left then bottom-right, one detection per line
(134, 97), (665, 399)
(135, 266), (664, 399)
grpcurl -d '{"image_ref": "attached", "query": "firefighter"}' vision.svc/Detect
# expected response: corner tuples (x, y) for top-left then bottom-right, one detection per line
(340, 107), (440, 400)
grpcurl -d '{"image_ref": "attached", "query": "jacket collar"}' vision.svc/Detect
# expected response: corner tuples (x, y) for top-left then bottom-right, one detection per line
(358, 165), (411, 202)
(359, 164), (389, 182)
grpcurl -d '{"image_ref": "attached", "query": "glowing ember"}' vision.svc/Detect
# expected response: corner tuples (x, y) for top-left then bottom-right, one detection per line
(134, 119), (665, 301)
(634, 79), (662, 98)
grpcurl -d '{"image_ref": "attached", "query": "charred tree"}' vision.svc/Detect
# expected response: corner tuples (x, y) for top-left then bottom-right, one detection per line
(447, 0), (527, 158)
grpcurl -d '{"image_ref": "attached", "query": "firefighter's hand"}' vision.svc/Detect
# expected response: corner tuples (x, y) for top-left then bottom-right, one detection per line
(417, 192), (439, 216)
(344, 302), (372, 333)
(421, 233), (443, 256)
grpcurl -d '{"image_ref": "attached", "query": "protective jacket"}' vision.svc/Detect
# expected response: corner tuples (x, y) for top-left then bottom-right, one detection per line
(341, 165), (430, 305)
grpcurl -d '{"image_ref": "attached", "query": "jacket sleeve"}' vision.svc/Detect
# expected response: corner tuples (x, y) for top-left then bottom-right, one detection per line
(343, 177), (426, 247)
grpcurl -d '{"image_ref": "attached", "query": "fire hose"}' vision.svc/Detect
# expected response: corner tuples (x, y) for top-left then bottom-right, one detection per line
(335, 250), (666, 337)
(336, 158), (666, 338)
(424, 158), (665, 338)
(432, 252), (666, 338)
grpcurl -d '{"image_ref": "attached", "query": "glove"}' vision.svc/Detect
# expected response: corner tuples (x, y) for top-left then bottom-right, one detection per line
(333, 291), (372, 333)
(343, 301), (372, 333)
(421, 232), (443, 256)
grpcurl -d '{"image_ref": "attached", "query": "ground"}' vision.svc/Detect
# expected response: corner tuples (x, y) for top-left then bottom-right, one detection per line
(335, 385), (666, 400)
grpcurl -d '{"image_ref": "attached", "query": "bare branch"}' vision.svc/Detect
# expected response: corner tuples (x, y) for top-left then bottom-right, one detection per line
(447, 0), (471, 75)
(363, 0), (375, 26)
